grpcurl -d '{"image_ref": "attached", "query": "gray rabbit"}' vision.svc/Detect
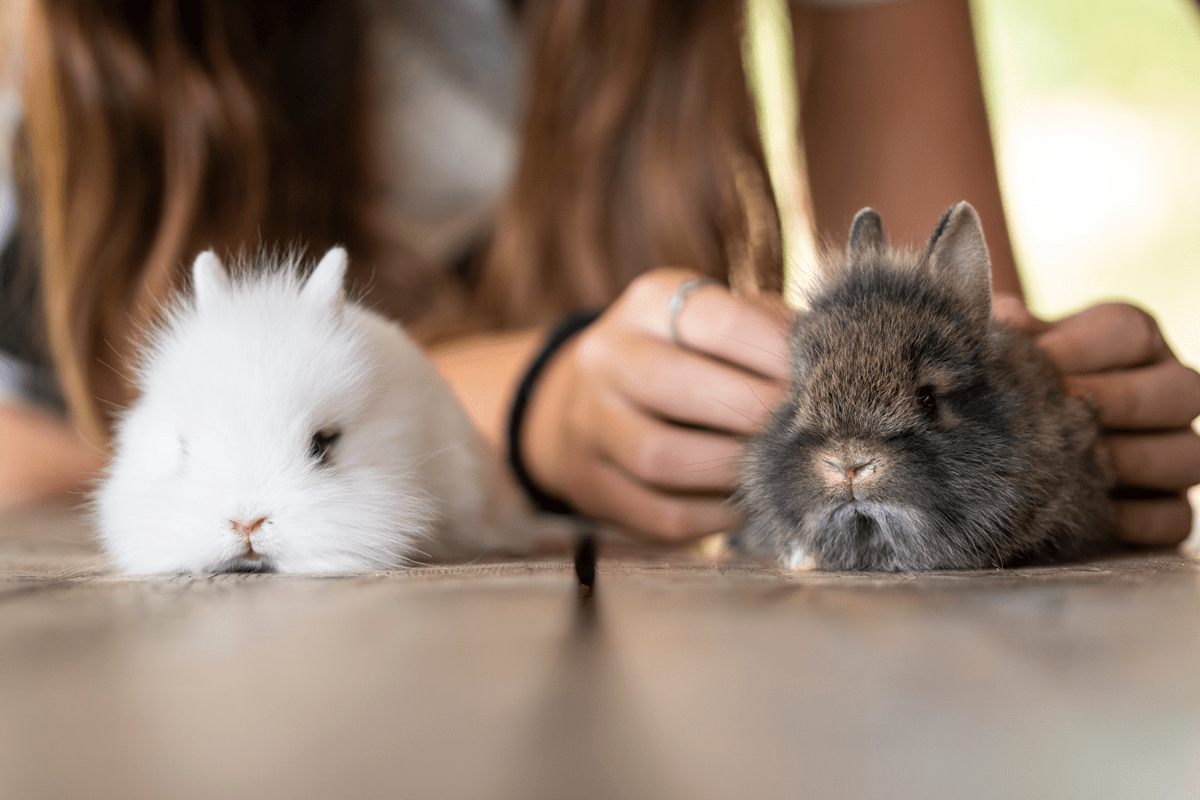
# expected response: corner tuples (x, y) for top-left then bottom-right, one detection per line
(737, 203), (1117, 571)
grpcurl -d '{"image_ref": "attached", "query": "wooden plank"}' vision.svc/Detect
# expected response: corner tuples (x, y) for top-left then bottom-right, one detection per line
(1, 506), (1198, 799)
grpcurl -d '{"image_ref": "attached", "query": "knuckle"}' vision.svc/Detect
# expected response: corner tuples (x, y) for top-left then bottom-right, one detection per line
(1135, 312), (1161, 357)
(625, 271), (673, 315)
(1118, 302), (1162, 361)
(1185, 367), (1200, 419)
(708, 296), (739, 342)
(572, 329), (607, 371)
(1183, 435), (1200, 488)
(630, 435), (671, 481)
(624, 268), (705, 328)
(1105, 380), (1140, 426)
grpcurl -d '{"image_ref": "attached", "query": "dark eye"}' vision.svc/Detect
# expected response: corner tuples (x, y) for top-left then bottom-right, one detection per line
(309, 428), (342, 466)
(916, 385), (938, 420)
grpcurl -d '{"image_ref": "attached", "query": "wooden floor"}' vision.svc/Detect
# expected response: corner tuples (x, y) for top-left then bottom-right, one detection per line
(2, 505), (1199, 800)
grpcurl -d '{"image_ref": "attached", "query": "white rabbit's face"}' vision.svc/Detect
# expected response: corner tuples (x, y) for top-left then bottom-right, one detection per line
(96, 249), (433, 574)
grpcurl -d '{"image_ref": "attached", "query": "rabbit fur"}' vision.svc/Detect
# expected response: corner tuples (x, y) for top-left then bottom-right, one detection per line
(737, 203), (1117, 571)
(97, 247), (544, 574)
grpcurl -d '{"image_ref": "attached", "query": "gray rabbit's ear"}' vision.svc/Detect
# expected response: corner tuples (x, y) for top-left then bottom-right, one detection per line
(302, 247), (348, 308)
(847, 208), (885, 260)
(927, 202), (992, 315)
(192, 250), (229, 307)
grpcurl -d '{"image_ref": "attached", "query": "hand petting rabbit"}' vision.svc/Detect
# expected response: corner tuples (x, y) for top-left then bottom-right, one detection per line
(738, 203), (1118, 570)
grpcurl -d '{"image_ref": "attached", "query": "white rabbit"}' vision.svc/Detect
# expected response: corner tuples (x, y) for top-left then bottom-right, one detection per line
(96, 247), (545, 574)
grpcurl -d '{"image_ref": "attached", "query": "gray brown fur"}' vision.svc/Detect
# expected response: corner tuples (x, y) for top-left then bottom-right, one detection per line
(737, 203), (1117, 571)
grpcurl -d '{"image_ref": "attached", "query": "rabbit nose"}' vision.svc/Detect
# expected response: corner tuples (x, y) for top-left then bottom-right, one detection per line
(231, 516), (269, 539)
(819, 457), (878, 485)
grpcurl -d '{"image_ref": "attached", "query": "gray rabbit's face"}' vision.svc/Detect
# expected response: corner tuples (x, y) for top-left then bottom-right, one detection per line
(739, 204), (1114, 571)
(744, 269), (1025, 571)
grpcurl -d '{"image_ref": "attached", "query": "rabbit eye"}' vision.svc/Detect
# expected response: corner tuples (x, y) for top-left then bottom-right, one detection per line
(309, 428), (342, 466)
(916, 385), (938, 420)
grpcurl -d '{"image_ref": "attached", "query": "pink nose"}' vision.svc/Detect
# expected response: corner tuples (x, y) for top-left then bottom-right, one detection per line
(231, 516), (268, 539)
(842, 461), (876, 481)
(820, 458), (878, 485)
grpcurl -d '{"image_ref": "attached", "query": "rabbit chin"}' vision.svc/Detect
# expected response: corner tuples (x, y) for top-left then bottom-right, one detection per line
(802, 499), (935, 571)
(212, 553), (277, 574)
(107, 532), (416, 575)
(97, 501), (426, 574)
(204, 549), (386, 575)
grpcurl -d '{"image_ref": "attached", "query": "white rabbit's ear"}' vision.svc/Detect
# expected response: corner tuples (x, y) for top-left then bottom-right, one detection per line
(302, 247), (348, 307)
(927, 202), (992, 318)
(192, 250), (229, 307)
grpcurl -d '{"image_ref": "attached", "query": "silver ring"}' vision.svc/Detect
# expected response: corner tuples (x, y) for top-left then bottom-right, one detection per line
(667, 277), (719, 349)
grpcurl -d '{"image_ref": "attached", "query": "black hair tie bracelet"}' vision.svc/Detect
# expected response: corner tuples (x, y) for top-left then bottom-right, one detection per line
(506, 309), (602, 515)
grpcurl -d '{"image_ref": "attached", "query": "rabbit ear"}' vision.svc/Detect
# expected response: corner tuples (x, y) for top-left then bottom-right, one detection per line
(927, 202), (992, 316)
(847, 208), (885, 260)
(302, 247), (348, 307)
(192, 250), (229, 306)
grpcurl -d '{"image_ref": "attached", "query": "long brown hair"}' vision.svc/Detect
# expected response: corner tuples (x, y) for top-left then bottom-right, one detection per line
(24, 0), (379, 445)
(478, 0), (781, 327)
(24, 0), (782, 444)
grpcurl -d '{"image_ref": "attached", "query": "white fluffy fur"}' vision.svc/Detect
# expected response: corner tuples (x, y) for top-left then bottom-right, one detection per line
(97, 248), (530, 574)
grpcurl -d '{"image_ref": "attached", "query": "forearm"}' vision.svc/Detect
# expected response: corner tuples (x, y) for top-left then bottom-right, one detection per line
(429, 327), (546, 452)
(798, 0), (1022, 296)
(0, 403), (104, 508)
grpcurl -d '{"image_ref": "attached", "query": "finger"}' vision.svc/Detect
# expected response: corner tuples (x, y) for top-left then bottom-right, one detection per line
(589, 330), (787, 434)
(1114, 494), (1193, 546)
(589, 391), (743, 492)
(627, 269), (793, 381)
(562, 454), (742, 542)
(1066, 361), (1200, 430)
(1106, 428), (1200, 492)
(992, 293), (1050, 334)
(1038, 303), (1171, 375)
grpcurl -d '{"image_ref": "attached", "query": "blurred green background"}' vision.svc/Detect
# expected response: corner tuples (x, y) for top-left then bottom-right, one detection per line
(973, 0), (1200, 364)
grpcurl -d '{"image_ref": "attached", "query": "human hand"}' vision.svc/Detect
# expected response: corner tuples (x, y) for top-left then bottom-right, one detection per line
(522, 268), (794, 541)
(994, 296), (1200, 546)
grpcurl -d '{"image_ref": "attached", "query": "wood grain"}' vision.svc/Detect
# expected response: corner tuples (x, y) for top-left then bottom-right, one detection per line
(1, 505), (1198, 799)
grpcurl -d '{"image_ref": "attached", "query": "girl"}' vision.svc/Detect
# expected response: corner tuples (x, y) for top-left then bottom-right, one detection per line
(5, 0), (1197, 547)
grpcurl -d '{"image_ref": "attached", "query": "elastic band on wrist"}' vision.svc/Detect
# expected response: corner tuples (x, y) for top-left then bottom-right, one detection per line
(507, 309), (602, 515)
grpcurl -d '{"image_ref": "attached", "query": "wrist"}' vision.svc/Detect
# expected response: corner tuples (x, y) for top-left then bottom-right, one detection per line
(506, 310), (600, 514)
(520, 335), (577, 504)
